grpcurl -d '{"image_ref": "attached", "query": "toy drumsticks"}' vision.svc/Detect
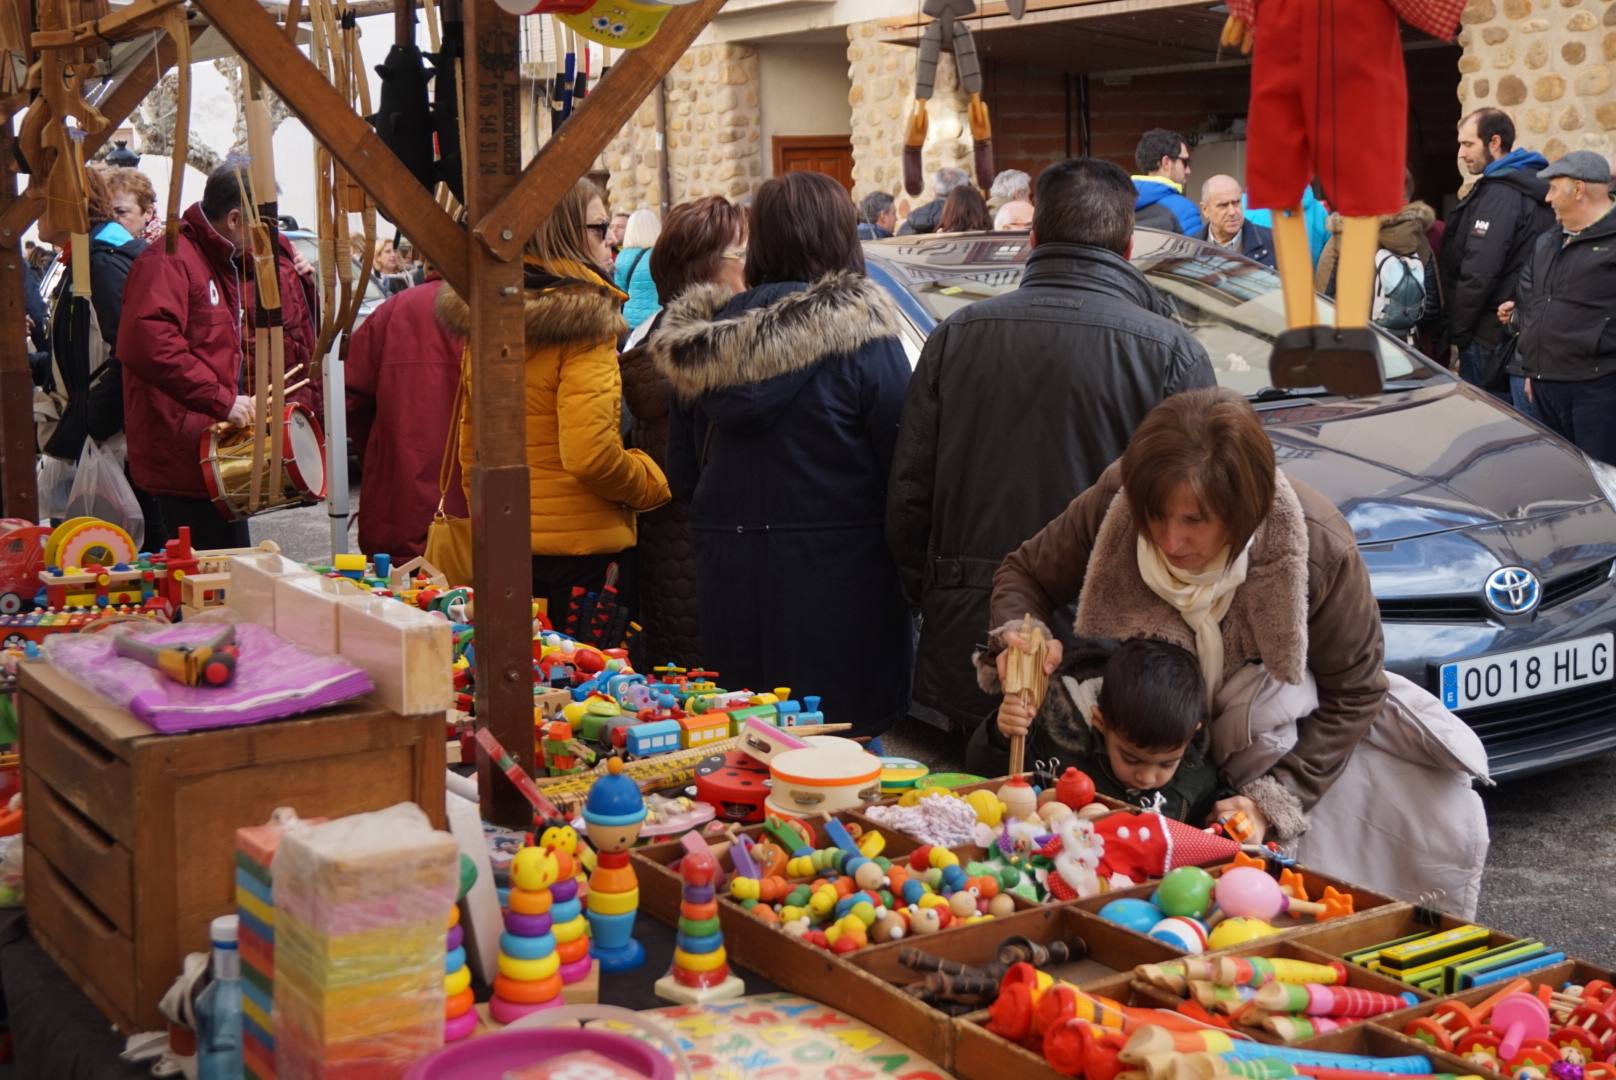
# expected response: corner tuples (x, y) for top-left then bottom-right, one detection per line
(1002, 614), (1050, 775)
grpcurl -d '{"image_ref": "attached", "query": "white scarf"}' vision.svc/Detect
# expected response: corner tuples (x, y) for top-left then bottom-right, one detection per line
(1135, 536), (1250, 706)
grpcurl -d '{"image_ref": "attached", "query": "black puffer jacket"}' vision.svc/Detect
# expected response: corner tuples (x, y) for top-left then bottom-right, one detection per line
(41, 225), (145, 460)
(620, 312), (703, 665)
(897, 197), (946, 236)
(1439, 157), (1556, 350)
(885, 242), (1216, 733)
(1514, 205), (1616, 382)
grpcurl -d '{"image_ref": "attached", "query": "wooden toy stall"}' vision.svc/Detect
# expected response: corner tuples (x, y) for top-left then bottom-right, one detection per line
(0, 0), (726, 832)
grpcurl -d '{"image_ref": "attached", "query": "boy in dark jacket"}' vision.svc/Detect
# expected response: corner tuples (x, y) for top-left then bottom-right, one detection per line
(967, 637), (1229, 823)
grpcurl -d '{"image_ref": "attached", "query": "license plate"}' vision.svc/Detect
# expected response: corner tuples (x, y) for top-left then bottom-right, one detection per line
(1440, 633), (1615, 710)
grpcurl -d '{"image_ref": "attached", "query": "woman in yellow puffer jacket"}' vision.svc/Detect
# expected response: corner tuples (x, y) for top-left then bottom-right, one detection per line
(437, 177), (670, 623)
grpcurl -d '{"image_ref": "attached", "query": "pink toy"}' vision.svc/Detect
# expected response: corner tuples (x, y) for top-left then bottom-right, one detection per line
(1214, 865), (1354, 922)
(1494, 994), (1552, 1061)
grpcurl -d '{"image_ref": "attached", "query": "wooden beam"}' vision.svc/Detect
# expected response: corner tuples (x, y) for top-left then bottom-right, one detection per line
(878, 0), (1201, 40)
(190, 0), (471, 295)
(0, 115), (35, 520)
(461, 0), (536, 827)
(0, 25), (195, 241)
(473, 0), (726, 262)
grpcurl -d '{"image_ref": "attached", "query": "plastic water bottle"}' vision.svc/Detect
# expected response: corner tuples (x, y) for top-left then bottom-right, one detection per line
(196, 915), (243, 1080)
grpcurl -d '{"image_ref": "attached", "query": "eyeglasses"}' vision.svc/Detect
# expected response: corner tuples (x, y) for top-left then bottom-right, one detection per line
(585, 222), (611, 238)
(1176, 156), (1192, 166)
(720, 247), (747, 262)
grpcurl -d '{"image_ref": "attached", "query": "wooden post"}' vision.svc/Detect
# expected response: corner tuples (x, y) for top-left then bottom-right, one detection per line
(0, 115), (34, 520)
(460, 0), (536, 827)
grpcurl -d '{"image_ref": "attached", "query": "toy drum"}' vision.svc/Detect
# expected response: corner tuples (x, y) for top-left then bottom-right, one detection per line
(200, 403), (327, 521)
(767, 746), (882, 816)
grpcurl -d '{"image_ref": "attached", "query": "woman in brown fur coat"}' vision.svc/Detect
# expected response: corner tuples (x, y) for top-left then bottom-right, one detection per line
(979, 388), (1387, 845)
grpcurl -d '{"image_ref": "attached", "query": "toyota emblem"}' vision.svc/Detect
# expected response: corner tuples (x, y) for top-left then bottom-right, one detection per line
(1484, 566), (1541, 616)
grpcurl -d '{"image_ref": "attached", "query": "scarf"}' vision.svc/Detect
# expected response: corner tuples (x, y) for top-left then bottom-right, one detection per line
(1135, 536), (1250, 707)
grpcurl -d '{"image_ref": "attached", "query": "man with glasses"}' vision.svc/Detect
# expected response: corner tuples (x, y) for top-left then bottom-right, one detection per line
(1131, 128), (1203, 236)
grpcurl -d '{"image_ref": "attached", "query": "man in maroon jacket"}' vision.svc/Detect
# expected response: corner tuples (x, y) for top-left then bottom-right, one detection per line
(119, 162), (318, 550)
(345, 275), (466, 560)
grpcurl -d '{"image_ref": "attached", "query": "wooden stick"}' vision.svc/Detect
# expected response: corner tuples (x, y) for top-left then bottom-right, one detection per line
(1002, 613), (1049, 776)
(283, 377), (310, 396)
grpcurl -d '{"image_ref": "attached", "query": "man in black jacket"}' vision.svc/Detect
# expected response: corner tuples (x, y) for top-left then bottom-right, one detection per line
(1505, 151), (1616, 463)
(886, 157), (1216, 736)
(1439, 107), (1556, 399)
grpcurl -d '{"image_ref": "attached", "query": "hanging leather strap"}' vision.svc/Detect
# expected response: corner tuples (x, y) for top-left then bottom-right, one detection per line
(436, 356), (466, 514)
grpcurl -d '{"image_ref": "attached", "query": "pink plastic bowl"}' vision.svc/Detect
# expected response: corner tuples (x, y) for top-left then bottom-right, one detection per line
(405, 1027), (676, 1080)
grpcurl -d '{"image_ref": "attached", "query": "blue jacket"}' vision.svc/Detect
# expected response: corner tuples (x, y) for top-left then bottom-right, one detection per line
(1244, 187), (1330, 266)
(614, 245), (660, 331)
(1132, 176), (1203, 236)
(654, 273), (914, 737)
(1199, 219), (1276, 268)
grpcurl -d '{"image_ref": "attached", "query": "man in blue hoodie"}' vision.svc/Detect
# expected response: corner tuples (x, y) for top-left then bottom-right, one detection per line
(1131, 129), (1203, 236)
(1438, 107), (1556, 398)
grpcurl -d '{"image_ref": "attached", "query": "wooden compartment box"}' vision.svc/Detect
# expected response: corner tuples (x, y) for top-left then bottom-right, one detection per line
(1375, 958), (1616, 1079)
(1288, 1022), (1492, 1076)
(951, 975), (1173, 1080)
(846, 906), (1185, 1065)
(17, 661), (446, 1033)
(1071, 860), (1400, 938)
(1129, 938), (1436, 1043)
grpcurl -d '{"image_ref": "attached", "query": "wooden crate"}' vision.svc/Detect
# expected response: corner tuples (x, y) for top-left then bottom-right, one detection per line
(1289, 1022), (1492, 1074)
(1129, 937), (1436, 1043)
(17, 660), (446, 1033)
(1377, 958), (1616, 1078)
(951, 975), (1169, 1080)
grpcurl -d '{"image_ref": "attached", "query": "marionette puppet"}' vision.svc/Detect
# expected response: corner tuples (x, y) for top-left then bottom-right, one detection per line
(1222, 0), (1465, 395)
(903, 0), (1028, 197)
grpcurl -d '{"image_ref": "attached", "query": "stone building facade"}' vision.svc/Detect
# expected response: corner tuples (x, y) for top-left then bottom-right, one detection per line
(603, 44), (764, 213)
(1456, 0), (1613, 160)
(845, 20), (973, 208)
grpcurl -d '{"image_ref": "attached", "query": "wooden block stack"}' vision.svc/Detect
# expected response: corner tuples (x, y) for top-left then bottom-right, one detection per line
(235, 814), (327, 1080)
(272, 802), (458, 1077)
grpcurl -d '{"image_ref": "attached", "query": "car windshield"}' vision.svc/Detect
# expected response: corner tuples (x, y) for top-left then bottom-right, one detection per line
(888, 231), (1440, 397)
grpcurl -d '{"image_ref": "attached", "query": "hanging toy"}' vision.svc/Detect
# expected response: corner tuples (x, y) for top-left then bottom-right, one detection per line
(902, 0), (1028, 197)
(1222, 0), (1464, 396)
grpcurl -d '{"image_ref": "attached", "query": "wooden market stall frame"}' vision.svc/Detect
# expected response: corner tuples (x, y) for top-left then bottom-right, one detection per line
(0, 0), (728, 826)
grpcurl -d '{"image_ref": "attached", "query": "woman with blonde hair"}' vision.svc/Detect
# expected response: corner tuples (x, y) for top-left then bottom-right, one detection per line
(437, 178), (669, 622)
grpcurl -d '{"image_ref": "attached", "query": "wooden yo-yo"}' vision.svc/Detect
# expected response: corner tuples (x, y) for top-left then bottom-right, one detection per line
(1002, 613), (1049, 776)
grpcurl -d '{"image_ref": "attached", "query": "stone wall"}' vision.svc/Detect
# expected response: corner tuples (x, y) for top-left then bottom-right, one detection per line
(846, 20), (973, 209)
(602, 44), (763, 213)
(1457, 0), (1615, 160)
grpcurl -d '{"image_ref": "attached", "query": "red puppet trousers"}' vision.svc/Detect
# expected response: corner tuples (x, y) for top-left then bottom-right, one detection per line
(1243, 0), (1408, 218)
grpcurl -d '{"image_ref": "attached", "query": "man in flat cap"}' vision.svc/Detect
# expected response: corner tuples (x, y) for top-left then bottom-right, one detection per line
(1499, 150), (1616, 462)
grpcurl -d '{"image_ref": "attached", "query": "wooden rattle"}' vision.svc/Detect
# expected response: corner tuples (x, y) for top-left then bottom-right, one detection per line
(1002, 614), (1050, 775)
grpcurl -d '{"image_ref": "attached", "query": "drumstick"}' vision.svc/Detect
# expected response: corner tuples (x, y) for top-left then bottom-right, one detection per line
(283, 378), (310, 396)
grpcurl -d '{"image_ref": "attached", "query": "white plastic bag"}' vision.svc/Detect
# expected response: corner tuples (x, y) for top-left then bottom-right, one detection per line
(66, 437), (144, 550)
(36, 454), (75, 521)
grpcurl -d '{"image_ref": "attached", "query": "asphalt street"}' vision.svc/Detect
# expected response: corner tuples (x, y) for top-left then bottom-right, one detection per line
(258, 501), (1616, 970)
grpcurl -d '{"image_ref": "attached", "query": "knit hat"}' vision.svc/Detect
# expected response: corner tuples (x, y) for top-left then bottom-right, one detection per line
(582, 757), (647, 827)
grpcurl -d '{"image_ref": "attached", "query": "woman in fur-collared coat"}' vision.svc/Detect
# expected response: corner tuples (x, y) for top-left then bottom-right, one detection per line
(981, 387), (1388, 846)
(652, 172), (913, 738)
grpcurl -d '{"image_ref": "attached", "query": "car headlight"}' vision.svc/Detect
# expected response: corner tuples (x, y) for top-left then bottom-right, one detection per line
(1585, 454), (1616, 511)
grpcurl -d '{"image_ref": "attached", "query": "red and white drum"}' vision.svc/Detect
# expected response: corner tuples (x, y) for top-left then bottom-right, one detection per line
(200, 402), (327, 522)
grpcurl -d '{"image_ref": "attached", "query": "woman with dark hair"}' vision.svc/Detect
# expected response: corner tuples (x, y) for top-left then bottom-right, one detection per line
(616, 195), (748, 664)
(438, 178), (670, 622)
(975, 388), (1489, 913)
(938, 185), (993, 232)
(653, 172), (913, 737)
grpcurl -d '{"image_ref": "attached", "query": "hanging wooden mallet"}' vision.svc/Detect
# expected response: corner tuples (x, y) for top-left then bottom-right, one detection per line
(1002, 613), (1050, 776)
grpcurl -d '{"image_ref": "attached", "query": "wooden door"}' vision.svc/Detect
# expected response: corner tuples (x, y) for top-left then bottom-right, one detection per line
(772, 136), (855, 191)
